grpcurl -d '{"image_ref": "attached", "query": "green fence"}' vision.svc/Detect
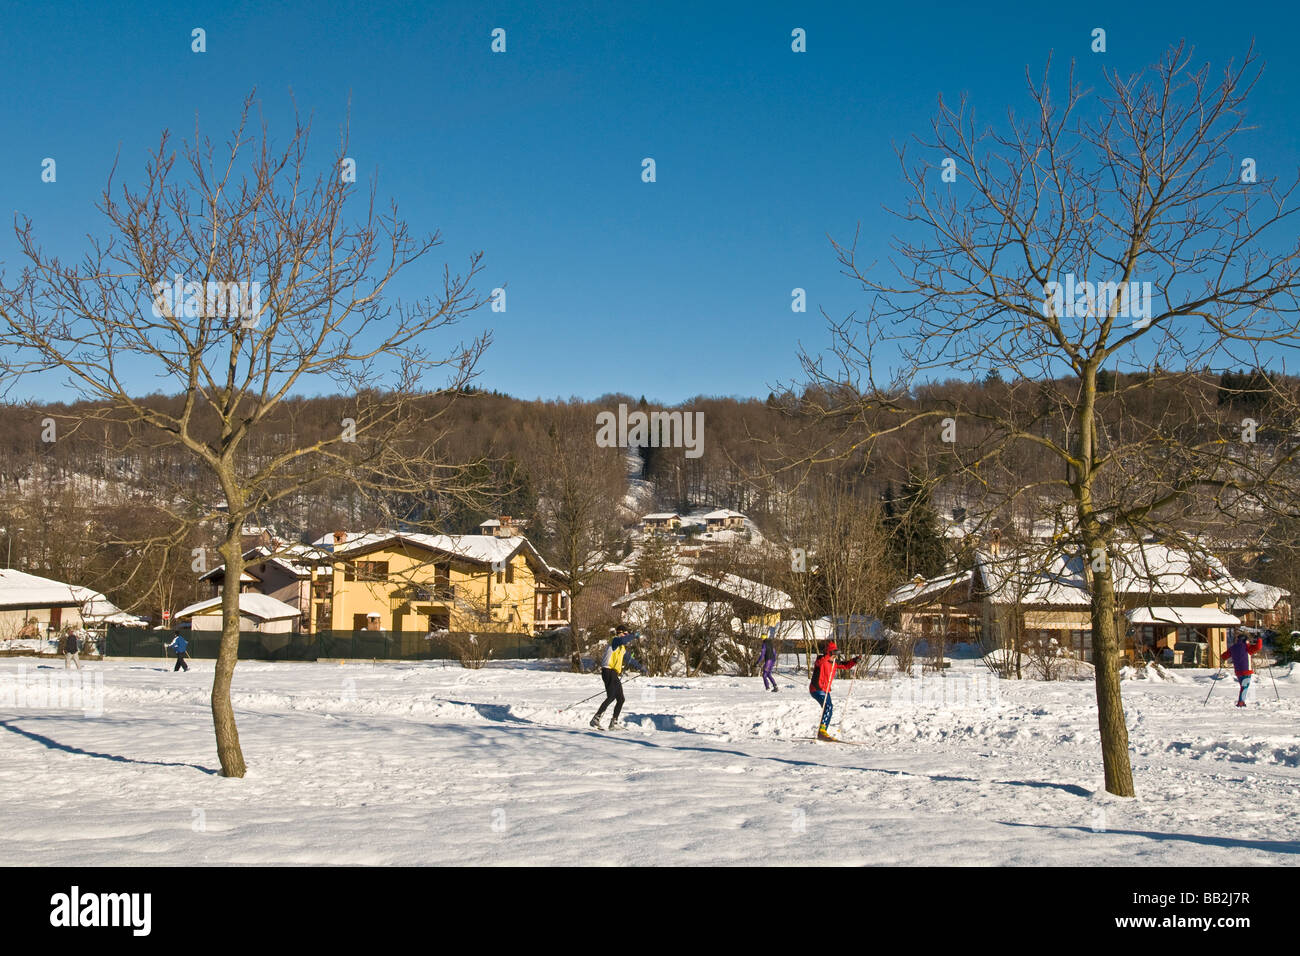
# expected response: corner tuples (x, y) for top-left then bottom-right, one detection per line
(104, 627), (567, 662)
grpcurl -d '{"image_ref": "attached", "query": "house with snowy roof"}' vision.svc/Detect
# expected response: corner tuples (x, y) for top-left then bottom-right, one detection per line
(641, 512), (682, 533)
(199, 542), (328, 632)
(314, 530), (569, 636)
(1226, 580), (1292, 632)
(885, 568), (981, 644)
(0, 569), (143, 639)
(612, 568), (793, 630)
(887, 540), (1248, 664)
(174, 592), (303, 633)
(702, 509), (746, 532)
(478, 515), (527, 537)
(0, 568), (96, 638)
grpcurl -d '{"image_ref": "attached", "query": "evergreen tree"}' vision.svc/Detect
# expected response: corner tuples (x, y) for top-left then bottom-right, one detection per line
(883, 481), (946, 579)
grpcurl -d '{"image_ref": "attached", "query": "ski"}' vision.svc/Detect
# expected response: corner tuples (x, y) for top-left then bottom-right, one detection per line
(797, 736), (868, 745)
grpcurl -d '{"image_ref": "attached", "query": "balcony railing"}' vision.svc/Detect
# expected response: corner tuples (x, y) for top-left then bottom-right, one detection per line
(391, 585), (455, 607)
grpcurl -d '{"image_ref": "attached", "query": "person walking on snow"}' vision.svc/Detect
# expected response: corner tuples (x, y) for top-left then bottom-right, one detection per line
(809, 640), (858, 740)
(167, 632), (190, 672)
(757, 626), (778, 691)
(1220, 630), (1262, 707)
(61, 627), (81, 670)
(591, 626), (639, 730)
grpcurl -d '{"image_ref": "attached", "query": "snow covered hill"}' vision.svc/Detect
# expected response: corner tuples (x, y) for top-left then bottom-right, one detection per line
(1, 656), (1297, 865)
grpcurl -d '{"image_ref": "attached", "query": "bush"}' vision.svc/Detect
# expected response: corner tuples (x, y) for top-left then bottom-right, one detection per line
(443, 631), (492, 669)
(1274, 630), (1298, 665)
(894, 630), (919, 676)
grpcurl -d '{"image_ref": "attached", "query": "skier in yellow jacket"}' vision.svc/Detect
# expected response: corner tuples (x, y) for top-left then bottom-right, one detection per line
(591, 626), (641, 730)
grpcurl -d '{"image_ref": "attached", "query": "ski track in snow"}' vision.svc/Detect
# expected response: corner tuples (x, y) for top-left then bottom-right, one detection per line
(1, 658), (1297, 865)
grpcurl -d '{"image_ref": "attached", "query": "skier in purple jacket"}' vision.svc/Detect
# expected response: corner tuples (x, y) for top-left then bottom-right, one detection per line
(1220, 630), (1263, 707)
(756, 626), (778, 692)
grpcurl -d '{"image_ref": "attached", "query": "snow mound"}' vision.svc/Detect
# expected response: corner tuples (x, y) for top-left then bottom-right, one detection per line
(1166, 738), (1300, 767)
(1054, 658), (1095, 681)
(1120, 663), (1185, 683)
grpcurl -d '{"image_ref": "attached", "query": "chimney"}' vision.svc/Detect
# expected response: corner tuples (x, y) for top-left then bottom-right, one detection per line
(499, 516), (513, 537)
(333, 530), (347, 547)
(990, 528), (1001, 557)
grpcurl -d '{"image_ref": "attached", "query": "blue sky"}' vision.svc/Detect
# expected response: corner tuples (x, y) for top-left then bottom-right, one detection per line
(1, 0), (1297, 404)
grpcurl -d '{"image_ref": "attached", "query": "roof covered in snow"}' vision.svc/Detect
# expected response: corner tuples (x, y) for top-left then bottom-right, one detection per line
(886, 569), (976, 606)
(200, 544), (325, 582)
(613, 568), (792, 611)
(1126, 606), (1241, 626)
(320, 531), (562, 579)
(703, 509), (746, 520)
(772, 618), (836, 641)
(174, 593), (302, 622)
(1227, 580), (1291, 612)
(0, 569), (100, 610)
(81, 596), (148, 626)
(974, 542), (1246, 606)
(889, 541), (1247, 610)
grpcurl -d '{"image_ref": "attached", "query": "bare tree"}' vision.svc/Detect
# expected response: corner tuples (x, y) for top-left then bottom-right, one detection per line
(531, 405), (626, 671)
(800, 45), (1300, 796)
(780, 474), (895, 676)
(0, 96), (491, 776)
(624, 532), (687, 676)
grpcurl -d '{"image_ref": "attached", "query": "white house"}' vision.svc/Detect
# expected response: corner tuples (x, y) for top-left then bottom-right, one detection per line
(173, 593), (303, 633)
(0, 569), (106, 638)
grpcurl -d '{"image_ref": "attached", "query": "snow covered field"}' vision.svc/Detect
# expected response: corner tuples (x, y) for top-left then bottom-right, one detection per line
(1, 654), (1297, 866)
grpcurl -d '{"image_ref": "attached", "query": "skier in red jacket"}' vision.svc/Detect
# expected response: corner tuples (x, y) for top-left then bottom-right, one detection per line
(1220, 630), (1263, 707)
(809, 640), (858, 740)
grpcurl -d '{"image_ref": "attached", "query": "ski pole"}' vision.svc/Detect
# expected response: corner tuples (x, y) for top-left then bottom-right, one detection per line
(1202, 661), (1223, 706)
(1267, 662), (1280, 701)
(559, 673), (640, 712)
(832, 657), (860, 738)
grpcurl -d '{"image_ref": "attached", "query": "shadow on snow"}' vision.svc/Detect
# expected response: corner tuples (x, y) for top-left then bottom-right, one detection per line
(0, 718), (218, 774)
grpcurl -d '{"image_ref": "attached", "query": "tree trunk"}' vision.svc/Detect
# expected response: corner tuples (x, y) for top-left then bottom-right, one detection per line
(1089, 552), (1135, 796)
(213, 533), (247, 777)
(568, 587), (583, 673)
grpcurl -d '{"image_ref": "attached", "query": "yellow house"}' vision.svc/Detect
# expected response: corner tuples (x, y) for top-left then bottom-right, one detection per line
(641, 513), (682, 533)
(316, 531), (568, 636)
(703, 509), (747, 532)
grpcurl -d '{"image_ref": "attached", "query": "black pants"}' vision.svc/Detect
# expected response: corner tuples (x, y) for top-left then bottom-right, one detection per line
(595, 667), (624, 719)
(174, 652), (188, 672)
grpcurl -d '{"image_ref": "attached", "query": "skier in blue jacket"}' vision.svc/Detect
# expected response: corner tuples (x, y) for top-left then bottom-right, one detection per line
(167, 632), (189, 672)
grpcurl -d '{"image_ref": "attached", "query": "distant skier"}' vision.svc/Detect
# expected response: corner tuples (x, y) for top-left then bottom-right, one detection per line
(809, 640), (858, 741)
(167, 632), (190, 672)
(1220, 630), (1262, 707)
(61, 628), (81, 670)
(591, 626), (639, 730)
(756, 626), (778, 692)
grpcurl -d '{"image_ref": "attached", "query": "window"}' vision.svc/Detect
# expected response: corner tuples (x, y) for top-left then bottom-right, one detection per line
(345, 560), (388, 583)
